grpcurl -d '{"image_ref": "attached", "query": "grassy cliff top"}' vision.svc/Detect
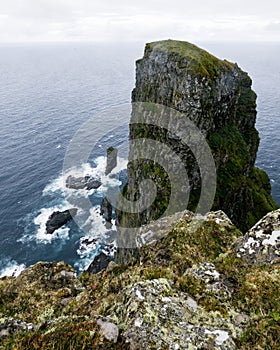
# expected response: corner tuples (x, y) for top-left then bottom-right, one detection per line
(144, 39), (235, 79)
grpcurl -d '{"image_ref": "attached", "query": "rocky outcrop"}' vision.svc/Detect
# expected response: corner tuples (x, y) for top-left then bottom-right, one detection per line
(66, 175), (102, 190)
(118, 40), (277, 233)
(100, 197), (113, 224)
(46, 208), (78, 234)
(86, 252), (113, 274)
(110, 278), (244, 349)
(0, 211), (279, 348)
(105, 146), (118, 175)
(235, 208), (280, 264)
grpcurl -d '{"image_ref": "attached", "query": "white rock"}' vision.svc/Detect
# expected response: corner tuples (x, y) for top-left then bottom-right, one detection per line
(262, 230), (280, 246)
(97, 318), (119, 343)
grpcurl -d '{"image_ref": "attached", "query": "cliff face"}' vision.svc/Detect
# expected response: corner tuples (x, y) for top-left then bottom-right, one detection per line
(120, 40), (277, 232)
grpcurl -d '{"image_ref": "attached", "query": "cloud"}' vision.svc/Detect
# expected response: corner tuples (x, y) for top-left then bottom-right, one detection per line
(265, 21), (280, 32)
(0, 0), (279, 42)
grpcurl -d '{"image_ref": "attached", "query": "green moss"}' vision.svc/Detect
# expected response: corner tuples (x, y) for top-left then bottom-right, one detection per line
(1, 214), (279, 349)
(207, 125), (278, 231)
(146, 39), (234, 79)
(0, 319), (127, 350)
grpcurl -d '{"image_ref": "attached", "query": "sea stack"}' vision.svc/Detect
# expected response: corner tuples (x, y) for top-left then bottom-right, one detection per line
(117, 40), (277, 233)
(105, 147), (118, 175)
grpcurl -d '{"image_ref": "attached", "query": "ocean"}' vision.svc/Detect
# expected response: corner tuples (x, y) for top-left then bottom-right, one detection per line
(0, 41), (279, 277)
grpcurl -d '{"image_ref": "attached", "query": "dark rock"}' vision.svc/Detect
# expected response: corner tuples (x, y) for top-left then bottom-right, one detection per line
(100, 197), (113, 223)
(46, 208), (78, 234)
(105, 147), (118, 175)
(66, 175), (102, 190)
(87, 252), (113, 274)
(117, 39), (278, 236)
(85, 176), (102, 190)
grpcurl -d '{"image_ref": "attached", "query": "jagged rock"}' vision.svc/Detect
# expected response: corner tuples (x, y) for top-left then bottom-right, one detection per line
(87, 252), (113, 274)
(66, 175), (102, 190)
(100, 197), (113, 223)
(235, 208), (280, 264)
(46, 208), (78, 234)
(0, 209), (279, 349)
(109, 278), (245, 349)
(118, 39), (277, 234)
(105, 147), (118, 175)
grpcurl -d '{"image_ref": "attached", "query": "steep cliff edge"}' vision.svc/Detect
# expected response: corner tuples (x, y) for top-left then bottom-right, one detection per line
(1, 210), (279, 349)
(120, 40), (277, 232)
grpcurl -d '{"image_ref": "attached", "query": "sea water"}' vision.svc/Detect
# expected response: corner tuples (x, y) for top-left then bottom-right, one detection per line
(0, 42), (279, 276)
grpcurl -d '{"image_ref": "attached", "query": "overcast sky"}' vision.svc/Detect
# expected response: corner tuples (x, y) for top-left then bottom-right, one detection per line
(0, 0), (279, 43)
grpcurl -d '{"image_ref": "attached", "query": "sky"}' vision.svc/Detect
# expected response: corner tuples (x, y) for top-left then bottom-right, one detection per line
(0, 0), (279, 43)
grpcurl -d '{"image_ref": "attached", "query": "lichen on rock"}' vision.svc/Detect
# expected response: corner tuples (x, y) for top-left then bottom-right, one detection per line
(235, 208), (280, 264)
(108, 278), (245, 349)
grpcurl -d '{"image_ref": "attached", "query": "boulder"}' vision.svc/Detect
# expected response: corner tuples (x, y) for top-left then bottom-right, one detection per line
(46, 208), (78, 234)
(66, 175), (102, 190)
(87, 252), (113, 274)
(97, 317), (119, 343)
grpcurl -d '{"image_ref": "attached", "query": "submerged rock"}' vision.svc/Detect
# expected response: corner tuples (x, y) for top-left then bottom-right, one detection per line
(46, 208), (78, 234)
(66, 175), (102, 190)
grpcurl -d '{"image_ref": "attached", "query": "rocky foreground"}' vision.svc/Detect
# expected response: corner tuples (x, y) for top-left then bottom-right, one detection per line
(1, 209), (279, 349)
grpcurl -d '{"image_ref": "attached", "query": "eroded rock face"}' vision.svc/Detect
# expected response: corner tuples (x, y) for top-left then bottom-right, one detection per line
(118, 40), (277, 234)
(235, 209), (280, 264)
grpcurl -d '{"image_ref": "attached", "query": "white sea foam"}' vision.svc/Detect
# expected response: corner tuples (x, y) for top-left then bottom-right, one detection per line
(17, 200), (77, 244)
(30, 155), (126, 269)
(43, 156), (127, 199)
(77, 206), (116, 255)
(33, 205), (73, 243)
(0, 259), (26, 278)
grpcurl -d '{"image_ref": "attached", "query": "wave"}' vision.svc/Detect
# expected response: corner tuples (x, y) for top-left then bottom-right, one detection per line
(43, 156), (127, 197)
(18, 200), (76, 244)
(16, 155), (127, 272)
(0, 258), (26, 278)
